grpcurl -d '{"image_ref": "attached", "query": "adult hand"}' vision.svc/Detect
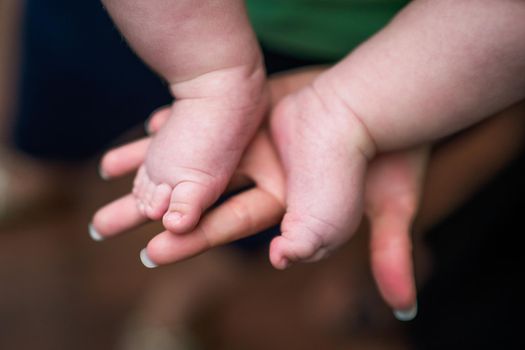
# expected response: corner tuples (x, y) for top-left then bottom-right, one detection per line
(91, 67), (425, 318)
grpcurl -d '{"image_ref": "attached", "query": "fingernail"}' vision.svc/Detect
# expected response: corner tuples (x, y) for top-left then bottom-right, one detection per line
(88, 223), (104, 241)
(140, 248), (157, 268)
(144, 114), (154, 135)
(98, 164), (109, 180)
(393, 302), (418, 321)
(145, 106), (167, 134)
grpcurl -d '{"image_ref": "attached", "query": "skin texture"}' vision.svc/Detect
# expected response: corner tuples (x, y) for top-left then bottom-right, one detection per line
(266, 0), (525, 270)
(102, 0), (268, 234)
(93, 69), (426, 312)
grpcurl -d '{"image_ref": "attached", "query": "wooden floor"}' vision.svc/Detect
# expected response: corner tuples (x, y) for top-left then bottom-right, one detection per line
(0, 158), (411, 350)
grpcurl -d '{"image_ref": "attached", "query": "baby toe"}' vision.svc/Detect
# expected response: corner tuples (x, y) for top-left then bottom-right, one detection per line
(162, 181), (217, 234)
(132, 167), (148, 200)
(269, 233), (324, 270)
(133, 177), (150, 216)
(143, 180), (156, 212)
(270, 212), (344, 269)
(145, 183), (172, 220)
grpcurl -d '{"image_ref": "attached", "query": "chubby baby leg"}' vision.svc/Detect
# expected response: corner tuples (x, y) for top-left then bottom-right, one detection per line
(269, 82), (374, 269)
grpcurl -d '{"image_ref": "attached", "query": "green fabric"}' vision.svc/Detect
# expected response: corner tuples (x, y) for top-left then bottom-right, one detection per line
(247, 0), (409, 61)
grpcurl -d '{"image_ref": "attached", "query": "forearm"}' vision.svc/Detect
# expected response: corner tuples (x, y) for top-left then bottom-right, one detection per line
(319, 0), (525, 151)
(102, 0), (262, 85)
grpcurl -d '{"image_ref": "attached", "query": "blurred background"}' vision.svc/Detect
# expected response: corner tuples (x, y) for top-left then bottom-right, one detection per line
(1, 1), (524, 349)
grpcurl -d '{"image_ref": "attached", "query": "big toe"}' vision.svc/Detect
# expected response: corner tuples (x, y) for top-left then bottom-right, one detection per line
(163, 181), (218, 234)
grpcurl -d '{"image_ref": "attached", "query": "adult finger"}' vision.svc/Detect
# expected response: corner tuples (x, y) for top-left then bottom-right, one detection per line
(369, 208), (417, 321)
(90, 194), (148, 241)
(224, 174), (253, 193)
(99, 105), (171, 179)
(268, 66), (327, 105)
(99, 138), (151, 179)
(145, 106), (171, 134)
(235, 131), (286, 203)
(140, 187), (284, 267)
(365, 149), (428, 320)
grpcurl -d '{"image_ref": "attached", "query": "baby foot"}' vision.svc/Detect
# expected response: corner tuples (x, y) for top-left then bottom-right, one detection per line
(269, 78), (375, 269)
(134, 65), (268, 233)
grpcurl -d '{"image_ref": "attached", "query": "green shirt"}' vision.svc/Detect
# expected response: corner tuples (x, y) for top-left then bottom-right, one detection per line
(247, 0), (409, 61)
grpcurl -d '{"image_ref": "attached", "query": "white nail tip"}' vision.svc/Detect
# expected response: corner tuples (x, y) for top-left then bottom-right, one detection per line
(98, 165), (109, 181)
(144, 116), (152, 135)
(88, 224), (104, 241)
(393, 302), (418, 321)
(140, 248), (158, 268)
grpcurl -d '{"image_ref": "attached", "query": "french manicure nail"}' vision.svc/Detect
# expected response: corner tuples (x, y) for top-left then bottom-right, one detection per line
(98, 164), (109, 180)
(88, 223), (104, 241)
(144, 114), (154, 135)
(140, 248), (157, 268)
(393, 302), (418, 321)
(144, 106), (167, 134)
